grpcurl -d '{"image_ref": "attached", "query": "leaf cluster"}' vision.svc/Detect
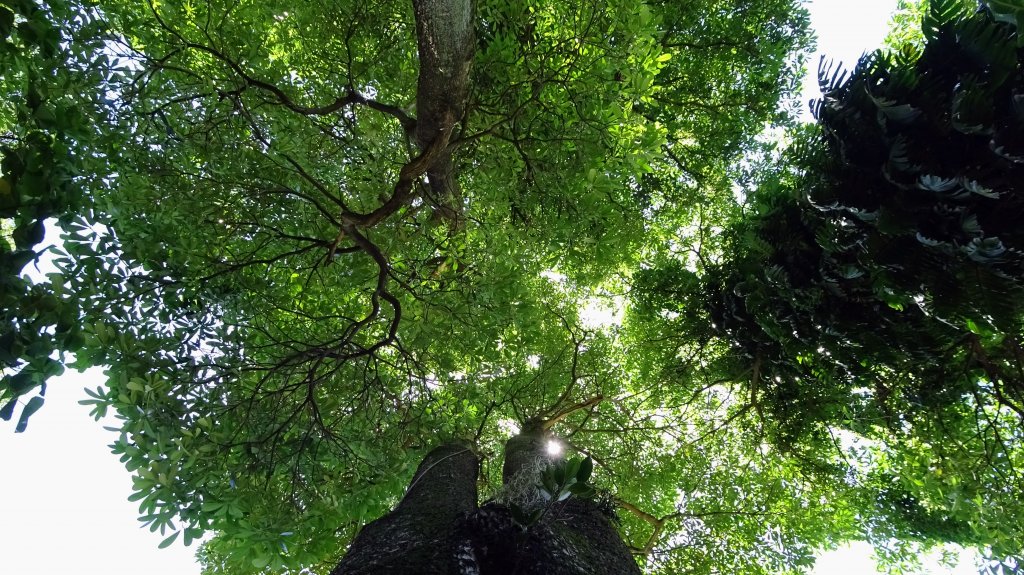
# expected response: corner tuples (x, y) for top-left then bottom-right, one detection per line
(509, 456), (596, 528)
(0, 0), (108, 431)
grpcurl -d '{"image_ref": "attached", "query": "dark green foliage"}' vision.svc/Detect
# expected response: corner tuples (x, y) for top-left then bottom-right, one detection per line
(636, 0), (1024, 562)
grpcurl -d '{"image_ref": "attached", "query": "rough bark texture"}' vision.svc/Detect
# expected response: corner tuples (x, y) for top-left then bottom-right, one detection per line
(331, 441), (478, 574)
(332, 433), (641, 575)
(459, 499), (644, 575)
(411, 0), (474, 227)
(501, 421), (555, 503)
(461, 428), (643, 575)
(412, 0), (474, 147)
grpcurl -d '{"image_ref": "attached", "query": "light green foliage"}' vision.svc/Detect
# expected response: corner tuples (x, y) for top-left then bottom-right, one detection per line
(8, 1), (1008, 575)
(884, 0), (930, 50)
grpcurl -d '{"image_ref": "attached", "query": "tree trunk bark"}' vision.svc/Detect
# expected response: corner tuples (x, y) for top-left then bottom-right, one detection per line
(501, 421), (555, 503)
(331, 441), (478, 574)
(411, 0), (474, 228)
(332, 433), (641, 575)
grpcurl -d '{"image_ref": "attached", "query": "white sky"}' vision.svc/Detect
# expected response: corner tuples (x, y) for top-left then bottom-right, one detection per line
(798, 0), (902, 122)
(0, 2), (982, 574)
(0, 368), (202, 574)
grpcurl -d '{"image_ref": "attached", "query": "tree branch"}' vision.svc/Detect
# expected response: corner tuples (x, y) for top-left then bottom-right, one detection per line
(614, 497), (681, 556)
(542, 395), (604, 430)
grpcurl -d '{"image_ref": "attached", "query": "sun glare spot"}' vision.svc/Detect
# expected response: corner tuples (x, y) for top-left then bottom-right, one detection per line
(545, 440), (563, 456)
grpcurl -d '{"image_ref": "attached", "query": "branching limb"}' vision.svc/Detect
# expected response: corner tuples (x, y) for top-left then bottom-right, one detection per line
(542, 395), (604, 430)
(614, 497), (682, 556)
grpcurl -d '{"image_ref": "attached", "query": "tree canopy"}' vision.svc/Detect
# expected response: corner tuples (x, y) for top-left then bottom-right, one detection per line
(637, 0), (1024, 569)
(2, 0), (1022, 573)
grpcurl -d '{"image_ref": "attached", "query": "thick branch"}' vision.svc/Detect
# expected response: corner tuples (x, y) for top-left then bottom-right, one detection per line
(344, 128), (452, 228)
(542, 395), (604, 430)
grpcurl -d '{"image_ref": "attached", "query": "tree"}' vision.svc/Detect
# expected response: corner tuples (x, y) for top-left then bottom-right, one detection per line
(331, 426), (642, 575)
(3, 0), (823, 571)
(7, 0), (1022, 574)
(636, 0), (1024, 569)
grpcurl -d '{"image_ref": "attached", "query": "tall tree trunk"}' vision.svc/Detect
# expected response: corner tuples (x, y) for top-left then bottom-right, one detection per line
(411, 0), (474, 228)
(334, 4), (638, 570)
(332, 432), (641, 575)
(331, 441), (479, 574)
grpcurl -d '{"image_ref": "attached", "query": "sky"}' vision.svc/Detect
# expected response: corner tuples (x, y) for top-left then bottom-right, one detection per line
(0, 367), (203, 574)
(0, 2), (982, 575)
(798, 0), (903, 123)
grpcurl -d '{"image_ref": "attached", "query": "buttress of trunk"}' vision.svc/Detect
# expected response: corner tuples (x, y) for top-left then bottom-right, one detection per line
(331, 441), (478, 575)
(412, 0), (474, 228)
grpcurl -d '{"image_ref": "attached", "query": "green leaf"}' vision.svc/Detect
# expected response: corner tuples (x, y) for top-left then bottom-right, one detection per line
(577, 457), (593, 483)
(251, 553), (271, 569)
(158, 531), (179, 549)
(14, 395), (44, 433)
(541, 470), (558, 496)
(564, 457), (581, 481)
(568, 483), (596, 498)
(127, 490), (149, 502)
(552, 462), (566, 486)
(8, 371), (36, 394)
(0, 397), (17, 421)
